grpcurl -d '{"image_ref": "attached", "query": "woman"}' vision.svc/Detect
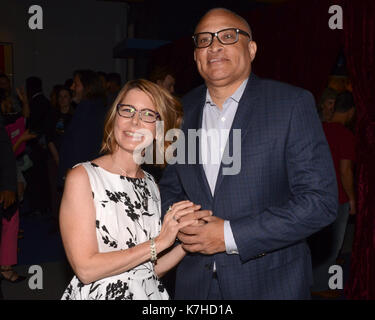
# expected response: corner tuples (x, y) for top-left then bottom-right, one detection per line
(55, 87), (74, 140)
(60, 79), (207, 300)
(53, 86), (74, 153)
(48, 86), (75, 220)
(0, 88), (28, 283)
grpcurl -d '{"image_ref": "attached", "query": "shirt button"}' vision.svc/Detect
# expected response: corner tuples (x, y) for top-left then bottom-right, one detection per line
(221, 117), (226, 122)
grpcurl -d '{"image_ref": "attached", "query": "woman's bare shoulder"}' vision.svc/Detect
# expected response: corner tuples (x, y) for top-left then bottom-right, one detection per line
(65, 164), (90, 186)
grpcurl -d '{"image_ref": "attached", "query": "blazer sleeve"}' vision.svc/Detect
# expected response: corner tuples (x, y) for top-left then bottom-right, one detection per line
(230, 90), (338, 262)
(0, 120), (17, 192)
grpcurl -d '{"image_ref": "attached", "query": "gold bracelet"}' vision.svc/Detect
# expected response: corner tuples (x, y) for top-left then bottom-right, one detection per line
(150, 238), (157, 264)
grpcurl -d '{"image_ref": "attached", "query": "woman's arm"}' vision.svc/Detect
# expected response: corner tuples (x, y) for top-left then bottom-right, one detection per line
(16, 87), (30, 118)
(154, 244), (186, 278)
(59, 166), (197, 285)
(12, 129), (36, 153)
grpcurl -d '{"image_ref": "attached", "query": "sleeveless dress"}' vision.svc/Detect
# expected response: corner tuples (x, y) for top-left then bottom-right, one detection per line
(61, 162), (169, 300)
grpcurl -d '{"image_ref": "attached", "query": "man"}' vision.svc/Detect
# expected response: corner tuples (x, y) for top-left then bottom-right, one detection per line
(149, 66), (176, 94)
(159, 8), (338, 299)
(23, 77), (55, 215)
(106, 72), (122, 107)
(310, 91), (356, 298)
(318, 87), (338, 122)
(58, 70), (107, 187)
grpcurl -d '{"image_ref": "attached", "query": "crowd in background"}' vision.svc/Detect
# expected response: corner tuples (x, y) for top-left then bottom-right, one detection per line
(0, 67), (176, 284)
(0, 65), (356, 300)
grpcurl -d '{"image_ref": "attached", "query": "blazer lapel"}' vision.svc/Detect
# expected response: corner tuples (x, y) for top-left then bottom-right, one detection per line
(183, 86), (214, 202)
(213, 73), (261, 196)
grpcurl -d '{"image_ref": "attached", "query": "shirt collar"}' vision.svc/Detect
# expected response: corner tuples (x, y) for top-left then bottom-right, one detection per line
(205, 78), (249, 107)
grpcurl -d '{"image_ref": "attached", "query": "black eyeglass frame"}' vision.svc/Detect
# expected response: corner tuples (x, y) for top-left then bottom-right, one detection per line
(116, 104), (160, 123)
(192, 28), (251, 48)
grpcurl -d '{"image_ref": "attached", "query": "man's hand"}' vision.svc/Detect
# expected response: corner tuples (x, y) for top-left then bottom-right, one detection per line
(0, 190), (16, 209)
(178, 214), (225, 255)
(178, 209), (211, 227)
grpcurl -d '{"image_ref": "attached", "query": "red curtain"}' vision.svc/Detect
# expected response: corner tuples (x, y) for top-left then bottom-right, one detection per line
(152, 0), (344, 100)
(343, 0), (375, 300)
(243, 0), (343, 100)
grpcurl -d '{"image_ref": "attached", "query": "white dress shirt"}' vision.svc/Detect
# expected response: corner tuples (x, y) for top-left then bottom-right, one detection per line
(201, 79), (248, 256)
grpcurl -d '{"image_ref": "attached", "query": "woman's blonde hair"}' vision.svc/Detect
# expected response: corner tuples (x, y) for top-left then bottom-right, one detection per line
(101, 79), (183, 166)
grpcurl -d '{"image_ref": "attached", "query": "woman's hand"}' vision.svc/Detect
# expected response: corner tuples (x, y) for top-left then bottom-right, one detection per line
(155, 200), (201, 251)
(16, 87), (28, 104)
(0, 190), (16, 209)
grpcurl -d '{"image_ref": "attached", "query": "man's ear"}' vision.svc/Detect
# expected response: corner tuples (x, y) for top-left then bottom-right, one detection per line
(194, 50), (197, 62)
(248, 41), (257, 62)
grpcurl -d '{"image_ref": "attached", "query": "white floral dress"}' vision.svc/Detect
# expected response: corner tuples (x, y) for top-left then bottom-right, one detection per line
(61, 162), (169, 300)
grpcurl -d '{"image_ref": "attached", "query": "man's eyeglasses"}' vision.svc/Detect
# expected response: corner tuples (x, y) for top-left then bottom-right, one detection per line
(192, 28), (251, 49)
(116, 104), (160, 123)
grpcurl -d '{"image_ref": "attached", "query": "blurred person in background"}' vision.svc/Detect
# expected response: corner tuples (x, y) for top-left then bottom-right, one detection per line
(144, 66), (177, 183)
(23, 76), (55, 216)
(0, 95), (26, 284)
(48, 86), (75, 227)
(50, 84), (64, 110)
(97, 71), (107, 94)
(317, 87), (338, 122)
(310, 91), (356, 298)
(106, 72), (122, 108)
(58, 70), (107, 189)
(149, 66), (176, 95)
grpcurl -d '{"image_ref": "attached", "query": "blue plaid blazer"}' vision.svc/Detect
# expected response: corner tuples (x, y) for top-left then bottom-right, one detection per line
(159, 73), (338, 300)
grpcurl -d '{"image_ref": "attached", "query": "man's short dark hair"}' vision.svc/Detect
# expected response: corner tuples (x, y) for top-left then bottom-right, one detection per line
(106, 73), (122, 87)
(149, 65), (175, 83)
(334, 91), (355, 113)
(73, 69), (106, 100)
(318, 87), (338, 108)
(26, 76), (42, 97)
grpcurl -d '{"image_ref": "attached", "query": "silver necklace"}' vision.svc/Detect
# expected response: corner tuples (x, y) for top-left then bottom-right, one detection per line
(111, 156), (141, 179)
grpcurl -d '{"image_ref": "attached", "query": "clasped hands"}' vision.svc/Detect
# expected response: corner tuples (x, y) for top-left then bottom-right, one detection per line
(168, 200), (226, 255)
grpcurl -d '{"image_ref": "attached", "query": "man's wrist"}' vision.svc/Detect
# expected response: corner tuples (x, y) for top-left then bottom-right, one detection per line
(224, 220), (239, 254)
